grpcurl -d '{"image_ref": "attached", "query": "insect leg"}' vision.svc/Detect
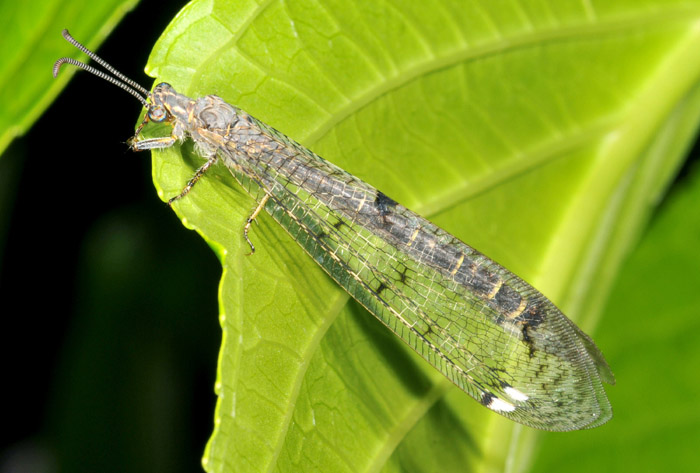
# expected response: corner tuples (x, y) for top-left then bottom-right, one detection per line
(132, 113), (150, 139)
(167, 154), (220, 207)
(243, 193), (271, 255)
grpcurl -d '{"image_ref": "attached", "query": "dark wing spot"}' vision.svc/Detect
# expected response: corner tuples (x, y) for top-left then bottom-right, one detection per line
(493, 284), (523, 315)
(513, 301), (546, 329)
(375, 191), (398, 217)
(521, 325), (536, 358)
(480, 392), (496, 407)
(332, 218), (346, 230)
(397, 265), (409, 284)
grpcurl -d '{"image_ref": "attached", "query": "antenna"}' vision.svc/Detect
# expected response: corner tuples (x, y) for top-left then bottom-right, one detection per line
(53, 29), (150, 106)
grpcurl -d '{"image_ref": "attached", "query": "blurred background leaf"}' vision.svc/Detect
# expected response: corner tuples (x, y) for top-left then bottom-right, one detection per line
(0, 0), (140, 156)
(0, 0), (139, 310)
(1, 2), (219, 473)
(532, 159), (700, 472)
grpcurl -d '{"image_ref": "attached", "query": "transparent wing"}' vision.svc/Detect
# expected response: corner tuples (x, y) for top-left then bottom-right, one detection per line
(215, 111), (613, 431)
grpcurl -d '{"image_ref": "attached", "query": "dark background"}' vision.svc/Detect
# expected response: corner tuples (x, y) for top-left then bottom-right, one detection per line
(1, 2), (222, 472)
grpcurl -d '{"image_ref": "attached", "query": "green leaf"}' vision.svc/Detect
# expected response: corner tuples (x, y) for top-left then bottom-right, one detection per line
(532, 163), (700, 472)
(143, 1), (700, 471)
(0, 0), (140, 156)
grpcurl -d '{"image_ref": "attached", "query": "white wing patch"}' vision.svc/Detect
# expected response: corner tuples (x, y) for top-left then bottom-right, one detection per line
(505, 386), (529, 402)
(487, 396), (516, 413)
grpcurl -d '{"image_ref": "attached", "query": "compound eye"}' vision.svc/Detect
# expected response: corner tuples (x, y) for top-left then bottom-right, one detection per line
(148, 106), (167, 122)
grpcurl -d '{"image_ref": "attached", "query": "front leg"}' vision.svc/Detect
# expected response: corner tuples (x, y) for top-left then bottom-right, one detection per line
(130, 135), (178, 151)
(129, 127), (216, 206)
(130, 117), (185, 151)
(167, 154), (220, 206)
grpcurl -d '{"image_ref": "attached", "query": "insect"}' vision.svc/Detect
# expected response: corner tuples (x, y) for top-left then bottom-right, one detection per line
(54, 29), (613, 431)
